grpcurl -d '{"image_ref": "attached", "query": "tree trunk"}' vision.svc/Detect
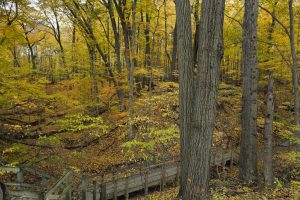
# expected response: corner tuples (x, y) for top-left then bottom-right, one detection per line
(113, 0), (135, 140)
(175, 0), (194, 197)
(289, 0), (300, 152)
(145, 13), (151, 68)
(107, 0), (125, 111)
(163, 0), (168, 78)
(266, 1), (278, 59)
(71, 21), (77, 73)
(239, 0), (259, 182)
(170, 24), (177, 81)
(10, 46), (20, 67)
(29, 45), (36, 70)
(186, 0), (225, 198)
(264, 73), (275, 187)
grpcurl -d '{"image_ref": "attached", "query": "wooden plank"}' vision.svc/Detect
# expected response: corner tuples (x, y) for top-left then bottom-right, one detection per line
(0, 166), (20, 173)
(10, 190), (41, 199)
(4, 182), (35, 188)
(16, 170), (24, 190)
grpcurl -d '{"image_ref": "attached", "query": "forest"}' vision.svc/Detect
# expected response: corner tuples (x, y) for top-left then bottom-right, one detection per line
(0, 0), (300, 199)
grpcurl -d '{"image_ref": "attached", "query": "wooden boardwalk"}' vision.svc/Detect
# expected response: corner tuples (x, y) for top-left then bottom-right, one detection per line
(1, 148), (236, 200)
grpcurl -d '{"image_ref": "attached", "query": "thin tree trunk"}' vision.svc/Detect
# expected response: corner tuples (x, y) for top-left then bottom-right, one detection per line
(107, 0), (125, 111)
(163, 0), (168, 77)
(170, 23), (177, 81)
(71, 21), (77, 73)
(29, 45), (36, 70)
(288, 0), (300, 152)
(264, 73), (275, 187)
(239, 0), (259, 182)
(10, 46), (20, 67)
(266, 1), (278, 59)
(186, 0), (225, 198)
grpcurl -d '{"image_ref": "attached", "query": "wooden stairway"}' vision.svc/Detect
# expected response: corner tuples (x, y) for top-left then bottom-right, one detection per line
(1, 148), (237, 200)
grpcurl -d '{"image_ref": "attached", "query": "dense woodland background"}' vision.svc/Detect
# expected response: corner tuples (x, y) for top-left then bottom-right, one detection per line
(0, 0), (300, 199)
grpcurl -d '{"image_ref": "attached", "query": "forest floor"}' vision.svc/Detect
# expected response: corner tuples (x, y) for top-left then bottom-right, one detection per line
(1, 81), (300, 199)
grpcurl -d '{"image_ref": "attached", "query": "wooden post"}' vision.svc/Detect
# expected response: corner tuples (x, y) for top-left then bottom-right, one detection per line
(100, 182), (107, 200)
(230, 142), (234, 170)
(160, 164), (166, 191)
(144, 170), (148, 195)
(16, 170), (24, 190)
(93, 181), (97, 200)
(125, 176), (129, 200)
(112, 171), (117, 200)
(82, 175), (88, 200)
(175, 161), (180, 186)
(41, 177), (48, 191)
(66, 174), (72, 200)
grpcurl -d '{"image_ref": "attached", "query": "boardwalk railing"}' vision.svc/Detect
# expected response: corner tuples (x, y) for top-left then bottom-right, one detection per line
(44, 170), (74, 200)
(0, 166), (55, 199)
(45, 150), (236, 200)
(2, 148), (237, 200)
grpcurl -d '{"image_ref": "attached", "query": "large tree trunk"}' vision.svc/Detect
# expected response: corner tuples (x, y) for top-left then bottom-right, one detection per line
(239, 0), (259, 182)
(186, 0), (225, 199)
(175, 0), (194, 197)
(264, 73), (275, 187)
(288, 0), (300, 152)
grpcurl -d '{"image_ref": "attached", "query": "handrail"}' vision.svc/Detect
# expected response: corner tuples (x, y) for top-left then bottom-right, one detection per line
(45, 170), (73, 198)
(0, 166), (20, 173)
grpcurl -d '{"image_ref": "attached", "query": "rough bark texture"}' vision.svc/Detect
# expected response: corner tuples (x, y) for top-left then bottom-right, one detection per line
(288, 0), (300, 152)
(239, 0), (259, 182)
(175, 0), (194, 197)
(263, 73), (275, 187)
(186, 0), (225, 199)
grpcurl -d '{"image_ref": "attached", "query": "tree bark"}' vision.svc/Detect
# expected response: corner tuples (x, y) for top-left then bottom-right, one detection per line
(107, 0), (125, 111)
(288, 0), (300, 152)
(175, 0), (194, 197)
(186, 0), (225, 198)
(263, 73), (275, 187)
(113, 0), (136, 140)
(239, 0), (259, 182)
